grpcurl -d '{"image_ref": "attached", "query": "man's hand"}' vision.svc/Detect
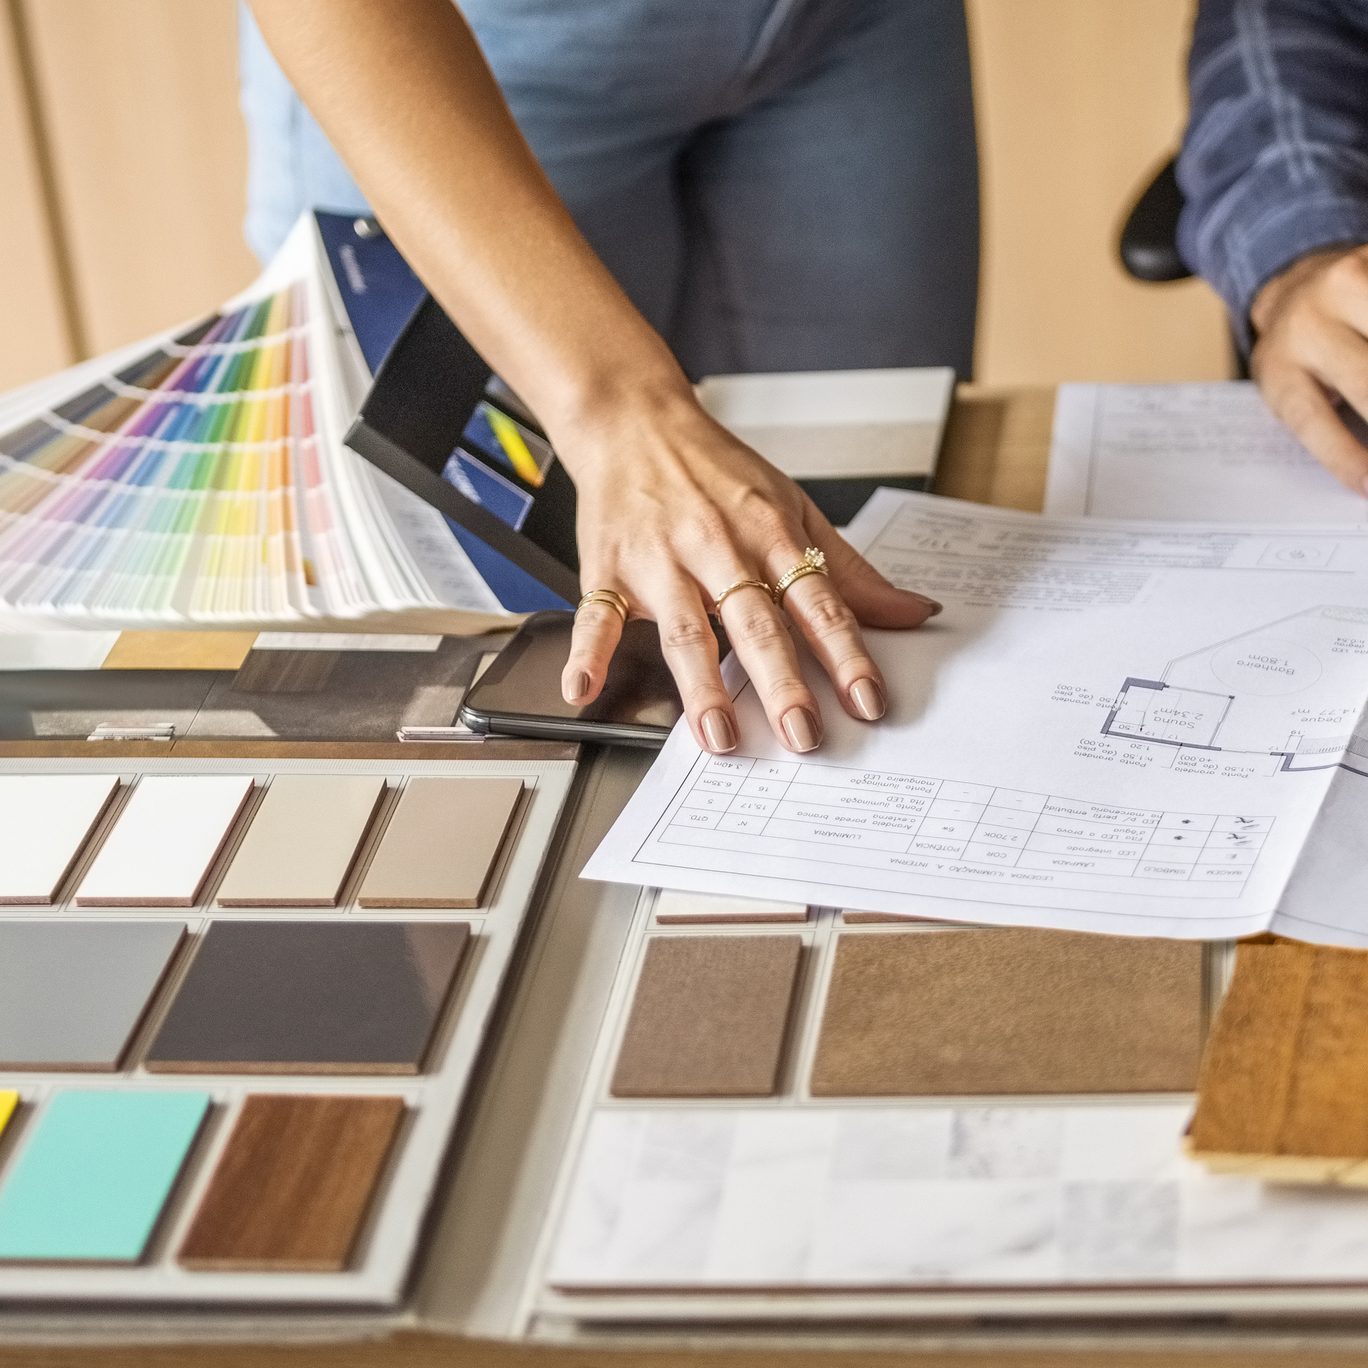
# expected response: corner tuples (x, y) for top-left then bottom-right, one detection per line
(1251, 244), (1368, 496)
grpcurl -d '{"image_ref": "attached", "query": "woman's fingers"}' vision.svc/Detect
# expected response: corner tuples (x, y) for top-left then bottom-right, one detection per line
(1255, 355), (1368, 497)
(776, 562), (889, 722)
(803, 501), (942, 628)
(653, 577), (737, 754)
(561, 589), (625, 705)
(715, 577), (823, 753)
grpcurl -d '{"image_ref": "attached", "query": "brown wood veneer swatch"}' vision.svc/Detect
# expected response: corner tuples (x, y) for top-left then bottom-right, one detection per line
(1190, 941), (1368, 1165)
(811, 928), (1204, 1096)
(358, 777), (522, 909)
(179, 1094), (404, 1272)
(610, 935), (802, 1097)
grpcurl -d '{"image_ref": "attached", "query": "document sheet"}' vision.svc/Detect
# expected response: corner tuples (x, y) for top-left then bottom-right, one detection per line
(585, 490), (1368, 944)
(1046, 381), (1368, 522)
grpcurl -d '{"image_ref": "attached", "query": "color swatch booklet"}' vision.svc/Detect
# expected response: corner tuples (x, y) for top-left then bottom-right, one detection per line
(0, 215), (521, 629)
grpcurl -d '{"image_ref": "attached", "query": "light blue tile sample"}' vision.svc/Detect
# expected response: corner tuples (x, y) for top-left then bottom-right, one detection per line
(0, 1089), (210, 1262)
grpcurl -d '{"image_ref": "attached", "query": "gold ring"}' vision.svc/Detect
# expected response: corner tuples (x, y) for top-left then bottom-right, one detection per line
(711, 577), (774, 614)
(576, 588), (630, 623)
(773, 547), (829, 602)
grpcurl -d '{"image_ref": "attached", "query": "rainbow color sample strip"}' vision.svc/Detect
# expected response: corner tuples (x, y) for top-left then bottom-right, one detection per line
(0, 218), (496, 626)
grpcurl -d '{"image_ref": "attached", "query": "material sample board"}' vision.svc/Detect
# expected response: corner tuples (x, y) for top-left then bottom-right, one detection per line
(0, 921), (185, 1070)
(0, 1090), (209, 1263)
(358, 777), (522, 909)
(0, 774), (118, 904)
(179, 1094), (405, 1271)
(810, 929), (1205, 1096)
(145, 920), (470, 1074)
(611, 935), (802, 1097)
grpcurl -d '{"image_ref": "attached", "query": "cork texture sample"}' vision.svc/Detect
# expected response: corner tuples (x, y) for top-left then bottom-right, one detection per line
(1190, 941), (1368, 1160)
(811, 928), (1205, 1096)
(610, 935), (802, 1097)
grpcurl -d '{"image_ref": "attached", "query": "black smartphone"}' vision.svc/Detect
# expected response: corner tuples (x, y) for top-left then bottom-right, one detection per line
(459, 611), (684, 747)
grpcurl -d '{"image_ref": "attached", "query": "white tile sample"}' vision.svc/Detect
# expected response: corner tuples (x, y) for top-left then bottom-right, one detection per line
(76, 774), (254, 907)
(549, 1104), (1368, 1291)
(0, 774), (119, 904)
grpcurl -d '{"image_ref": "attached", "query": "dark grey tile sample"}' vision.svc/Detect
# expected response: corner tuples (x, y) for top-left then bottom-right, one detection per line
(0, 921), (186, 1070)
(145, 921), (470, 1075)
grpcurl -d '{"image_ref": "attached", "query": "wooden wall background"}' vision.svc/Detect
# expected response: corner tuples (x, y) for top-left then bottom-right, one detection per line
(0, 0), (1230, 394)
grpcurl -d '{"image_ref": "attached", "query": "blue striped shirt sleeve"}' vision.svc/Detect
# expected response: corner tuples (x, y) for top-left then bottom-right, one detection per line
(1179, 0), (1368, 345)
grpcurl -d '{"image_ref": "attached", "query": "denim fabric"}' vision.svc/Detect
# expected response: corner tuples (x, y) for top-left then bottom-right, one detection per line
(238, 1), (979, 377)
(1181, 0), (1368, 344)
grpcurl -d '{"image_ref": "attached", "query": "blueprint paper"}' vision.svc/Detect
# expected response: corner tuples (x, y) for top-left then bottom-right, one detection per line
(1046, 382), (1368, 522)
(585, 490), (1368, 945)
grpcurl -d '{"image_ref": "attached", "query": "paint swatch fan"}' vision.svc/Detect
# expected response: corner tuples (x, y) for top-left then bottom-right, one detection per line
(0, 214), (554, 629)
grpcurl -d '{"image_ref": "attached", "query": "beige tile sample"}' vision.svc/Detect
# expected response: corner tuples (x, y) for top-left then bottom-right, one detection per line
(653, 889), (809, 924)
(811, 928), (1204, 1096)
(217, 774), (385, 907)
(358, 777), (522, 909)
(610, 935), (803, 1097)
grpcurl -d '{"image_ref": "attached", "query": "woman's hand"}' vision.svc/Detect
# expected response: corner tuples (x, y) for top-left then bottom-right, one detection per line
(550, 387), (941, 756)
(1251, 245), (1368, 495)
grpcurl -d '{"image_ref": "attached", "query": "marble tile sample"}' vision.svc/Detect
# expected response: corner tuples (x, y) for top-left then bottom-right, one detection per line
(610, 935), (802, 1097)
(216, 774), (386, 907)
(358, 777), (522, 909)
(1191, 941), (1368, 1172)
(179, 1094), (404, 1271)
(75, 774), (254, 906)
(549, 1103), (1368, 1289)
(811, 928), (1204, 1095)
(0, 921), (185, 1070)
(653, 889), (809, 924)
(0, 1090), (209, 1263)
(0, 774), (118, 903)
(145, 920), (469, 1074)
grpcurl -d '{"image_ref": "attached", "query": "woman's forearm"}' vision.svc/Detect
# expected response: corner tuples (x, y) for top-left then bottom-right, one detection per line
(248, 0), (688, 444)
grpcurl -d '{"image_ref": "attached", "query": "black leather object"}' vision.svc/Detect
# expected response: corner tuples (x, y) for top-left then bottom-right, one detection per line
(1119, 157), (1191, 283)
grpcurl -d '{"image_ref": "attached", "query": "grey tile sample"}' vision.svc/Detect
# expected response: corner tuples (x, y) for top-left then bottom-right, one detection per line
(0, 921), (186, 1070)
(145, 921), (470, 1074)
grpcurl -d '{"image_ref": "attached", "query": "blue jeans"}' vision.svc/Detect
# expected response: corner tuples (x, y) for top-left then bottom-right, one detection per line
(239, 1), (978, 377)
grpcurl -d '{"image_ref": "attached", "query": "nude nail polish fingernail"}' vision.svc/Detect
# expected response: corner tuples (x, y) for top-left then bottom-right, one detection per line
(781, 707), (821, 753)
(915, 594), (943, 616)
(850, 677), (886, 721)
(566, 671), (590, 702)
(701, 708), (737, 754)
(1361, 475), (1368, 499)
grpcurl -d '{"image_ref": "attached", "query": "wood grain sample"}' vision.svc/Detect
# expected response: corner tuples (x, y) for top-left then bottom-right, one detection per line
(358, 777), (522, 909)
(216, 774), (385, 907)
(1190, 941), (1368, 1178)
(145, 921), (469, 1074)
(610, 935), (802, 1097)
(811, 928), (1204, 1096)
(178, 1094), (404, 1271)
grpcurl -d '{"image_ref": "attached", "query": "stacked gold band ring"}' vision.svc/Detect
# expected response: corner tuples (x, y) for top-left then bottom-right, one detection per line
(576, 588), (630, 623)
(711, 577), (773, 614)
(773, 547), (829, 602)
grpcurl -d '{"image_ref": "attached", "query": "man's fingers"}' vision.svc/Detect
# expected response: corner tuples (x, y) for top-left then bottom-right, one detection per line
(802, 502), (942, 628)
(1257, 358), (1368, 496)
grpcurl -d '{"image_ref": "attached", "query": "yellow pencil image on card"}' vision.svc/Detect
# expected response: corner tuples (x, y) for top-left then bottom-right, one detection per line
(485, 405), (544, 487)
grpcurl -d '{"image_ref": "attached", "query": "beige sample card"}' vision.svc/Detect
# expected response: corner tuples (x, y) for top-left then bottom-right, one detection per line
(76, 775), (253, 907)
(653, 889), (808, 924)
(811, 928), (1204, 1095)
(358, 777), (522, 909)
(611, 935), (802, 1097)
(217, 774), (385, 907)
(0, 774), (118, 904)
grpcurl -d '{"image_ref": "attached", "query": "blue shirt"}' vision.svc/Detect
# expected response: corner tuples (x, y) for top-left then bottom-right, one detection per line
(1180, 0), (1368, 345)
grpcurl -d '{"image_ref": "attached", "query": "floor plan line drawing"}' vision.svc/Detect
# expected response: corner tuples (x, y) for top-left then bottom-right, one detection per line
(1101, 605), (1368, 776)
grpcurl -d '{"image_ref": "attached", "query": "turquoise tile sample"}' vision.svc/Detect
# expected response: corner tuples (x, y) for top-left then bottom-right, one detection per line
(0, 1089), (210, 1262)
